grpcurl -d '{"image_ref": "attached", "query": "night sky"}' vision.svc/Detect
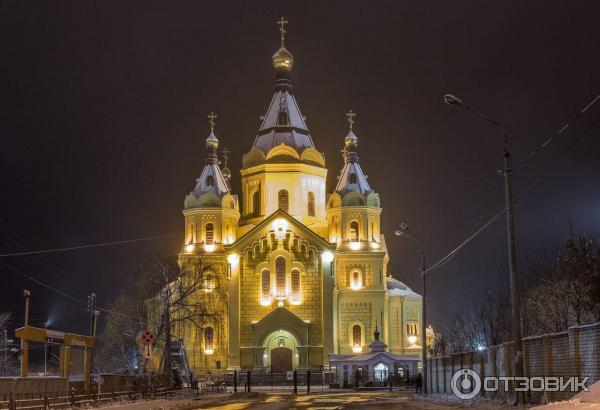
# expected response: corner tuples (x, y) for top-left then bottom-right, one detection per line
(1, 1), (600, 335)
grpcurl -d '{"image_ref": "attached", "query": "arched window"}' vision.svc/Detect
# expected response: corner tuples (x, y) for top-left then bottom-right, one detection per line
(351, 270), (362, 290)
(275, 257), (286, 298)
(278, 190), (289, 212)
(291, 269), (300, 300)
(205, 223), (214, 244)
(188, 223), (194, 244)
(350, 221), (359, 242)
(206, 175), (214, 187)
(204, 327), (214, 354)
(203, 271), (214, 292)
(349, 173), (357, 184)
(307, 192), (315, 217)
(407, 322), (417, 336)
(252, 190), (260, 217)
(261, 270), (270, 298)
(352, 324), (361, 346)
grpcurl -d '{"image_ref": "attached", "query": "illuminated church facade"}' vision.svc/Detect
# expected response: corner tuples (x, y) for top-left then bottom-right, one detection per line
(174, 21), (422, 375)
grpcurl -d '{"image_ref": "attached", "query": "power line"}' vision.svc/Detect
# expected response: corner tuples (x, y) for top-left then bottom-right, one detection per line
(425, 99), (600, 276)
(0, 233), (179, 258)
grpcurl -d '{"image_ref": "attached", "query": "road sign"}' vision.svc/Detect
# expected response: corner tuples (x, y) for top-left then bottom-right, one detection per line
(143, 344), (152, 359)
(286, 371), (294, 381)
(140, 330), (155, 345)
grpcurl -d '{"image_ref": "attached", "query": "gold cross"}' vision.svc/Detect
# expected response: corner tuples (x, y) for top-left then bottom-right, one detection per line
(221, 147), (230, 167)
(208, 112), (218, 133)
(346, 110), (357, 131)
(277, 17), (288, 46)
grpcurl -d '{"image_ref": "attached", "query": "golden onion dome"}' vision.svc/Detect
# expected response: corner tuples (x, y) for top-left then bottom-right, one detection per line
(272, 46), (294, 71)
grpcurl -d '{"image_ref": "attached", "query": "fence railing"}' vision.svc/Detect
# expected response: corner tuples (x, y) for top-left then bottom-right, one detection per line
(0, 387), (202, 410)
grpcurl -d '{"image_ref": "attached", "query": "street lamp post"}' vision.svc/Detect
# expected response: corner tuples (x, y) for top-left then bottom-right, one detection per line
(444, 94), (524, 405)
(44, 321), (48, 375)
(394, 224), (427, 393)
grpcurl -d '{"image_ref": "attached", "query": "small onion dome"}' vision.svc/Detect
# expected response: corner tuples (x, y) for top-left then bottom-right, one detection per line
(221, 166), (231, 180)
(206, 132), (219, 149)
(272, 46), (294, 71)
(344, 130), (358, 146)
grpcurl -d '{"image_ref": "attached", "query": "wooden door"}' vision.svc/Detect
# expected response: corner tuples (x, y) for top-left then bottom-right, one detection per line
(270, 347), (292, 373)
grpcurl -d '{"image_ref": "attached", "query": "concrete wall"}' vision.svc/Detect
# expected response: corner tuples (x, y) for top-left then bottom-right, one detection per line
(426, 322), (600, 404)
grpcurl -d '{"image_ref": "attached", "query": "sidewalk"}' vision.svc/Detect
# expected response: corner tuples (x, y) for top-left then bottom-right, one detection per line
(99, 393), (231, 410)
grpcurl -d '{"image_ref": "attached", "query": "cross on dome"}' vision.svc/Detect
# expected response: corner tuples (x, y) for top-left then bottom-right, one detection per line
(208, 111), (218, 133)
(277, 17), (288, 46)
(346, 110), (356, 131)
(221, 147), (230, 168)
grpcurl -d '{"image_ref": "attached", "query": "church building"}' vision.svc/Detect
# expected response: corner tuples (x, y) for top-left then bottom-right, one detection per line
(173, 19), (422, 376)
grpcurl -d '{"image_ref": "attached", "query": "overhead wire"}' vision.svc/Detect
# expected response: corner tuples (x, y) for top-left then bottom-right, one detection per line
(424, 93), (600, 276)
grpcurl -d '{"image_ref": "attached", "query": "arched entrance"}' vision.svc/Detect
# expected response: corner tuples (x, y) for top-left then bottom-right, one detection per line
(263, 329), (299, 372)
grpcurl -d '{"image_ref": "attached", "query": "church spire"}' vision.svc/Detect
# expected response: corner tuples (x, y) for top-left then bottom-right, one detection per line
(335, 110), (372, 195)
(272, 17), (294, 92)
(186, 112), (230, 203)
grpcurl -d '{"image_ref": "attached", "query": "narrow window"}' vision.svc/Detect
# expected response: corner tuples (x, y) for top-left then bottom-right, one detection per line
(261, 270), (270, 297)
(275, 257), (286, 298)
(350, 221), (359, 242)
(277, 111), (289, 125)
(203, 272), (214, 292)
(351, 270), (362, 290)
(291, 269), (300, 299)
(252, 190), (260, 217)
(204, 327), (214, 353)
(188, 223), (194, 244)
(349, 173), (357, 184)
(205, 223), (214, 244)
(307, 191), (315, 217)
(278, 190), (289, 212)
(352, 324), (361, 346)
(206, 175), (214, 187)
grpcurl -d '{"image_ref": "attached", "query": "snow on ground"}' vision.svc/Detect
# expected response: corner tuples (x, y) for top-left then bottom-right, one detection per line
(532, 380), (600, 409)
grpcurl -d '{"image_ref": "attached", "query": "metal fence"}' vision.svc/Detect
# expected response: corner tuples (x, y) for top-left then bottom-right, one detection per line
(0, 387), (202, 410)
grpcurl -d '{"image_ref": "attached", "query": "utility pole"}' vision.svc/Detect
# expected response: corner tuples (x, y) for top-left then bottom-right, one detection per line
(87, 293), (96, 336)
(20, 290), (30, 377)
(395, 225), (427, 393)
(444, 94), (525, 405)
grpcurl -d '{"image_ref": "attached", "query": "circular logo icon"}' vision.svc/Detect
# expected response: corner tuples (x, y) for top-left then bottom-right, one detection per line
(450, 369), (481, 400)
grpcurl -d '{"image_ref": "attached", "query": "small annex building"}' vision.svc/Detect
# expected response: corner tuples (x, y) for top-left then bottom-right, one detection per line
(329, 327), (420, 387)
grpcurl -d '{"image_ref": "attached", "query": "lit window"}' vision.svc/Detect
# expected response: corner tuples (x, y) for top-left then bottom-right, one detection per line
(350, 221), (359, 242)
(205, 223), (214, 244)
(307, 191), (315, 217)
(275, 257), (286, 298)
(204, 327), (214, 354)
(261, 270), (270, 298)
(203, 272), (214, 292)
(351, 270), (362, 290)
(352, 324), (361, 346)
(278, 190), (289, 212)
(291, 269), (300, 302)
(206, 175), (214, 187)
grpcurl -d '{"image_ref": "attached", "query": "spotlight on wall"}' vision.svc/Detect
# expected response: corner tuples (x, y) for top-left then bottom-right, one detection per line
(227, 253), (239, 267)
(352, 344), (363, 353)
(408, 335), (418, 346)
(185, 244), (195, 253)
(349, 242), (362, 251)
(204, 244), (215, 252)
(321, 251), (334, 263)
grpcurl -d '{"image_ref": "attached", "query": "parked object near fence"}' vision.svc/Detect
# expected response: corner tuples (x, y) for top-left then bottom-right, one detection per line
(426, 322), (600, 404)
